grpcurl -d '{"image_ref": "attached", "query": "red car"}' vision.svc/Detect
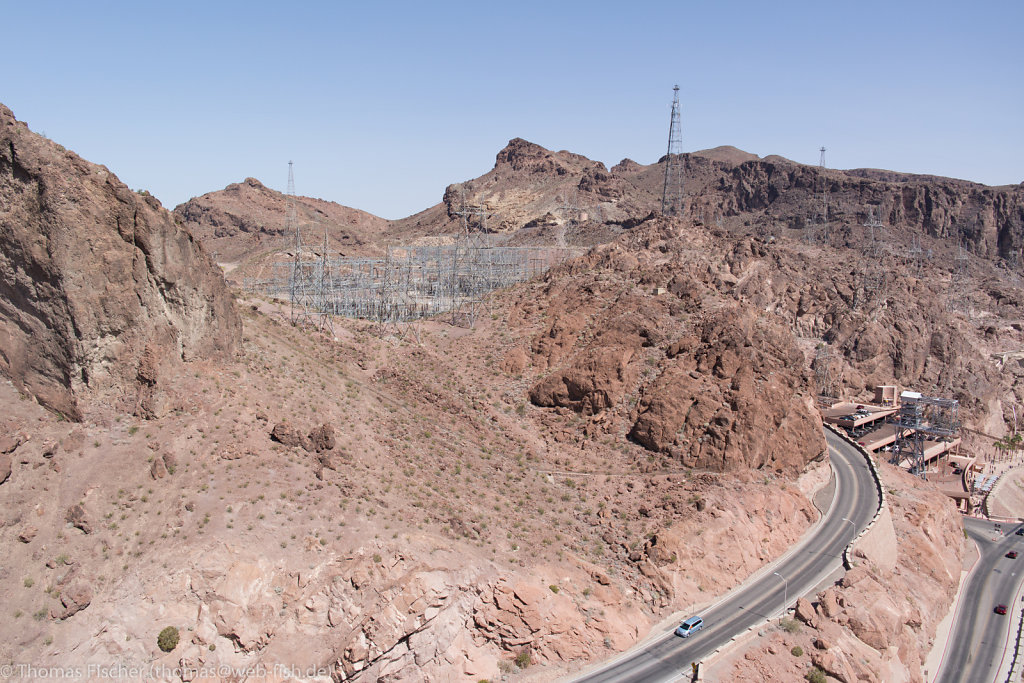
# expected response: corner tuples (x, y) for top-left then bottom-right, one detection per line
(996, 604), (1009, 615)
(1008, 551), (1019, 559)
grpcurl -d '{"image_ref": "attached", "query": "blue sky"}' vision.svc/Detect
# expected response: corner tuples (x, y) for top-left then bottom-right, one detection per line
(4, 1), (1021, 219)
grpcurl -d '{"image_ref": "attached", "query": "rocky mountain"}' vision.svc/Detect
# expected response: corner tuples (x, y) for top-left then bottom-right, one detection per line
(401, 138), (1024, 265)
(517, 216), (826, 472)
(0, 107), (1014, 682)
(173, 177), (388, 263)
(0, 103), (239, 419)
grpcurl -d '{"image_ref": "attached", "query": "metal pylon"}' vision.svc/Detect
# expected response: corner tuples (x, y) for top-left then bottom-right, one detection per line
(314, 224), (335, 335)
(807, 147), (829, 245)
(661, 85), (685, 218)
(287, 161), (315, 327)
(813, 343), (837, 403)
(556, 188), (580, 248)
(854, 207), (886, 311)
(948, 243), (970, 314)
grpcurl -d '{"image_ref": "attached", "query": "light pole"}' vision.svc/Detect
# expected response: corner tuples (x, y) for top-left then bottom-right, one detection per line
(772, 571), (788, 619)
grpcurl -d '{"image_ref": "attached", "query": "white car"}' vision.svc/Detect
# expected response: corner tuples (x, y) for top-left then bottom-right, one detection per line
(675, 616), (704, 638)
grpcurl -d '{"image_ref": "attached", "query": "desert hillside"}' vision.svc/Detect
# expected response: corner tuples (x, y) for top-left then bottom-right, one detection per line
(0, 104), (1018, 682)
(174, 177), (389, 264)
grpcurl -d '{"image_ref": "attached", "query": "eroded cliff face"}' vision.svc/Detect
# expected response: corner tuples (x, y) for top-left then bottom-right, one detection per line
(518, 217), (827, 473)
(0, 103), (239, 419)
(388, 138), (1024, 270)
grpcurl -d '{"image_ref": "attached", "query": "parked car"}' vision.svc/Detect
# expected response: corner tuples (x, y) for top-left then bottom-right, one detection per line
(675, 616), (704, 638)
(1007, 551), (1019, 559)
(1016, 528), (1024, 536)
(996, 604), (1009, 615)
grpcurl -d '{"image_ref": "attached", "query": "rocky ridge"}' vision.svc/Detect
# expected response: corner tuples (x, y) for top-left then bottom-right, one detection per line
(173, 177), (388, 264)
(0, 103), (239, 419)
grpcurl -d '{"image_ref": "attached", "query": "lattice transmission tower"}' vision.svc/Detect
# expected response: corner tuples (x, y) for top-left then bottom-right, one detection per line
(556, 188), (580, 249)
(948, 242), (970, 314)
(854, 207), (886, 312)
(813, 343), (837, 404)
(807, 147), (829, 245)
(893, 393), (960, 481)
(661, 85), (685, 218)
(313, 224), (335, 335)
(287, 161), (315, 327)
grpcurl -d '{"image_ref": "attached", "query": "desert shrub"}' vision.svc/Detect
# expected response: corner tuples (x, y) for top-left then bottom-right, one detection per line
(157, 626), (179, 652)
(549, 585), (559, 593)
(781, 617), (801, 633)
(791, 645), (804, 657)
(514, 649), (532, 669)
(806, 667), (827, 683)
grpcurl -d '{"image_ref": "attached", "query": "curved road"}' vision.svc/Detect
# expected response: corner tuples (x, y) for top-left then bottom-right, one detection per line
(935, 518), (1024, 683)
(573, 429), (880, 683)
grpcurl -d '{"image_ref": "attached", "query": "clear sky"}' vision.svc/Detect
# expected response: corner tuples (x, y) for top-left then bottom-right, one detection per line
(4, 0), (1021, 219)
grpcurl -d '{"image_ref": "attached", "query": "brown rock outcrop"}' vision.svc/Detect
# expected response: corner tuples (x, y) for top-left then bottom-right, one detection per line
(794, 597), (816, 624)
(270, 422), (306, 448)
(50, 582), (91, 620)
(0, 104), (239, 419)
(307, 423), (336, 453)
(65, 504), (91, 534)
(629, 307), (825, 471)
(150, 456), (168, 479)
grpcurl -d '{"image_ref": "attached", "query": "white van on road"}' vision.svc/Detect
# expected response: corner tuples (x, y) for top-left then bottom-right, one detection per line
(675, 616), (704, 638)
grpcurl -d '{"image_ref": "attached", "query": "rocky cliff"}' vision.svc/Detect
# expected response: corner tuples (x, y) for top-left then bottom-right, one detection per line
(389, 137), (1024, 269)
(0, 103), (239, 419)
(513, 216), (827, 472)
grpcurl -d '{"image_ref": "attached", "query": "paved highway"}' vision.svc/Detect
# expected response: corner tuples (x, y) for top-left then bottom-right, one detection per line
(935, 518), (1024, 683)
(573, 429), (880, 683)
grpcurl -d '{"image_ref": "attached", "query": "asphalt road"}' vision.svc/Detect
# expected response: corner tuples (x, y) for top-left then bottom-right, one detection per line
(935, 518), (1024, 683)
(572, 430), (880, 683)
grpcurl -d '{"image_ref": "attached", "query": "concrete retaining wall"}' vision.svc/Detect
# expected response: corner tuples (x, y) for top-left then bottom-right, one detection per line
(823, 422), (887, 570)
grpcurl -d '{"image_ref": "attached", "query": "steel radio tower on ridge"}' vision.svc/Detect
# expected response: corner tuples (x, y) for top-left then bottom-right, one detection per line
(661, 85), (685, 217)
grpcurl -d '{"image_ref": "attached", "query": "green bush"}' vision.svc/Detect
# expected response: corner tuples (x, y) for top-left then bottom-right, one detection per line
(514, 649), (532, 669)
(791, 645), (804, 657)
(548, 585), (560, 594)
(781, 617), (801, 633)
(157, 626), (179, 653)
(806, 667), (827, 683)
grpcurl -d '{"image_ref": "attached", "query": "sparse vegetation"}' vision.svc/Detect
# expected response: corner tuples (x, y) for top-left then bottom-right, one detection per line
(791, 645), (804, 657)
(157, 626), (180, 652)
(805, 667), (827, 683)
